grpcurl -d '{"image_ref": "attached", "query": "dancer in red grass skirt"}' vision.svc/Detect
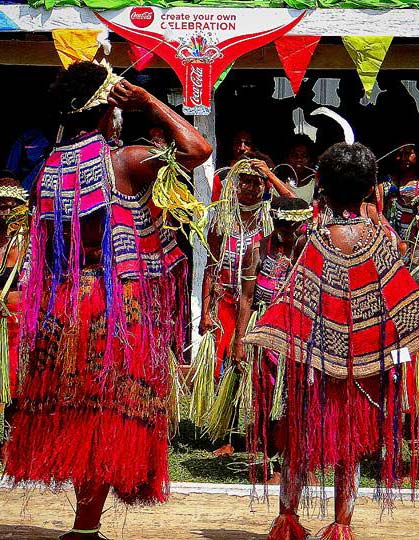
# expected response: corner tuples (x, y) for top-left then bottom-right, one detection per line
(3, 61), (211, 540)
(245, 142), (419, 540)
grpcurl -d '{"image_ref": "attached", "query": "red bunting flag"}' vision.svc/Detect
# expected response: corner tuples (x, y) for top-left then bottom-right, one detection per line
(127, 43), (155, 72)
(274, 36), (321, 95)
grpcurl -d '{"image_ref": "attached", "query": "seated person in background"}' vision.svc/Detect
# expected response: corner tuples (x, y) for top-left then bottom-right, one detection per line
(275, 134), (317, 204)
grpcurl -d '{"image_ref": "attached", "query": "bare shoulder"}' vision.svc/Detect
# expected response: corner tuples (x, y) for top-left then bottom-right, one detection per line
(110, 145), (162, 194)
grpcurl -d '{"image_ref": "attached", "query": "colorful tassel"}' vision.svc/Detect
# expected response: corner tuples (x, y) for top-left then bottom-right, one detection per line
(0, 315), (10, 405)
(268, 514), (311, 540)
(317, 523), (355, 540)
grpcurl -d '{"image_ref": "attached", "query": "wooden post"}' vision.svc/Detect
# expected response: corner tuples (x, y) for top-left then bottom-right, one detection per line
(191, 105), (217, 359)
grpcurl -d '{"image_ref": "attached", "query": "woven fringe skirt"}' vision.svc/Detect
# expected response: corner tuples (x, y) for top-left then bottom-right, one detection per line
(3, 267), (183, 504)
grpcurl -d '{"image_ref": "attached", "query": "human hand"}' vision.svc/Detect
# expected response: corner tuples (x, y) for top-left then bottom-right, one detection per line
(233, 338), (246, 369)
(250, 159), (271, 178)
(198, 315), (214, 336)
(108, 80), (151, 111)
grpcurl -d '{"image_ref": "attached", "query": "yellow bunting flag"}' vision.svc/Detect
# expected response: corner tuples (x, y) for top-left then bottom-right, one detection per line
(52, 29), (101, 69)
(342, 36), (393, 98)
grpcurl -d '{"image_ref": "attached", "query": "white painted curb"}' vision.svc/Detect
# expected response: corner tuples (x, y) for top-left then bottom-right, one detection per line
(0, 478), (416, 500)
(170, 482), (417, 500)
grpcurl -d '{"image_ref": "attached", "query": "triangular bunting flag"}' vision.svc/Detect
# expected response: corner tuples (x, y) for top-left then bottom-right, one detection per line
(127, 43), (155, 72)
(52, 29), (101, 69)
(274, 36), (321, 95)
(342, 36), (393, 99)
(214, 62), (235, 92)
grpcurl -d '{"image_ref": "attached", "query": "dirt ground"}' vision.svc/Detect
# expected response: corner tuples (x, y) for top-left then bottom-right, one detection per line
(0, 490), (418, 539)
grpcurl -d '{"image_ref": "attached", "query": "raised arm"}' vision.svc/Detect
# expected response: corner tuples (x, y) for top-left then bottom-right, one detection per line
(108, 80), (212, 189)
(233, 243), (260, 364)
(250, 159), (296, 199)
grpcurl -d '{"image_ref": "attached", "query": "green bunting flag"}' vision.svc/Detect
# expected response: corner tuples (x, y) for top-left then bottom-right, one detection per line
(342, 36), (393, 98)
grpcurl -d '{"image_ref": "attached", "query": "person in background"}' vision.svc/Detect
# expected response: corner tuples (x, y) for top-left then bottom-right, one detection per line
(199, 159), (295, 457)
(233, 196), (311, 484)
(6, 128), (50, 192)
(0, 171), (29, 441)
(382, 143), (419, 274)
(275, 134), (317, 204)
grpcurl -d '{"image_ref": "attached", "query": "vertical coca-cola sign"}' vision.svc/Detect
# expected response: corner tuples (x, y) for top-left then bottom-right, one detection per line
(176, 35), (221, 114)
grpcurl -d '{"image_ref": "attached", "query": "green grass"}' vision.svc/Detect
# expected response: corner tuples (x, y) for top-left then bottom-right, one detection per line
(167, 402), (407, 487)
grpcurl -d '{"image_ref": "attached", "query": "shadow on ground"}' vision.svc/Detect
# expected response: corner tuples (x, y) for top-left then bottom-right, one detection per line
(0, 525), (63, 539)
(193, 529), (266, 540)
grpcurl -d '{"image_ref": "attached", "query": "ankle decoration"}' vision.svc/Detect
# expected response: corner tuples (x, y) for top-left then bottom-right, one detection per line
(70, 527), (100, 535)
(268, 513), (311, 540)
(317, 522), (355, 540)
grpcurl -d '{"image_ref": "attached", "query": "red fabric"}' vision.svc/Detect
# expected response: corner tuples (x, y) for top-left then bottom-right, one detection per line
(265, 371), (382, 469)
(274, 36), (321, 94)
(6, 303), (20, 399)
(3, 270), (182, 504)
(212, 173), (222, 203)
(214, 291), (238, 380)
(317, 523), (355, 540)
(127, 43), (155, 71)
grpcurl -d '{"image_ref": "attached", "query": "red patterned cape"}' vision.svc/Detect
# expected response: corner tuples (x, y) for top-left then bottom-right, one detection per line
(246, 226), (419, 379)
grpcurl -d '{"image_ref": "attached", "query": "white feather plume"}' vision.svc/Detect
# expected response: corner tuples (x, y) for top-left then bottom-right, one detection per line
(310, 107), (355, 145)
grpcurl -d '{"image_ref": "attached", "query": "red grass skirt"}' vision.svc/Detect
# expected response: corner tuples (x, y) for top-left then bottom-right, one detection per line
(214, 291), (238, 379)
(251, 359), (417, 495)
(3, 268), (184, 504)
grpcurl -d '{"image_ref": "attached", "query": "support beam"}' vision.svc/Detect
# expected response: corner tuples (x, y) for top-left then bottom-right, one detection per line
(191, 107), (216, 357)
(1, 41), (419, 70)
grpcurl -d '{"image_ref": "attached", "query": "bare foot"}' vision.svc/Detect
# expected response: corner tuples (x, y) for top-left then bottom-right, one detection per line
(213, 444), (235, 457)
(267, 471), (281, 485)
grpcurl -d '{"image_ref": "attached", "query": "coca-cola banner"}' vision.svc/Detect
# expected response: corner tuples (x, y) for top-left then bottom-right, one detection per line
(96, 7), (305, 115)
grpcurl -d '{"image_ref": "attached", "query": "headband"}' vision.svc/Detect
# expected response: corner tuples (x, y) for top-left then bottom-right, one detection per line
(70, 59), (122, 114)
(0, 185), (28, 203)
(271, 207), (313, 222)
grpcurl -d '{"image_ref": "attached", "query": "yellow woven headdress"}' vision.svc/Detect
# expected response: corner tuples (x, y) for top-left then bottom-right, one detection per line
(70, 59), (122, 114)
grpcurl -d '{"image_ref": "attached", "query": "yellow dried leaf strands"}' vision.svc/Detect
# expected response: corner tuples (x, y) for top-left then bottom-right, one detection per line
(189, 331), (216, 428)
(151, 143), (219, 255)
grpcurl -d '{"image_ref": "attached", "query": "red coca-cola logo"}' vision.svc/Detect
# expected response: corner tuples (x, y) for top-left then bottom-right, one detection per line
(130, 7), (154, 28)
(190, 66), (204, 106)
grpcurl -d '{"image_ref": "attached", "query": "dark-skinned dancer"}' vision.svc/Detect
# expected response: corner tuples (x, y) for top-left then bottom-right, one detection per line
(3, 61), (211, 540)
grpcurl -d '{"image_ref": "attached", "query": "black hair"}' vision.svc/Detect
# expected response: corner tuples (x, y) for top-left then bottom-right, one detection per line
(49, 61), (109, 131)
(285, 134), (317, 161)
(271, 196), (309, 212)
(318, 142), (377, 205)
(0, 170), (18, 181)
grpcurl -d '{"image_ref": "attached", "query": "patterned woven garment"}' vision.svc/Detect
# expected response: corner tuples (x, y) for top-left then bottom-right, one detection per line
(247, 226), (419, 379)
